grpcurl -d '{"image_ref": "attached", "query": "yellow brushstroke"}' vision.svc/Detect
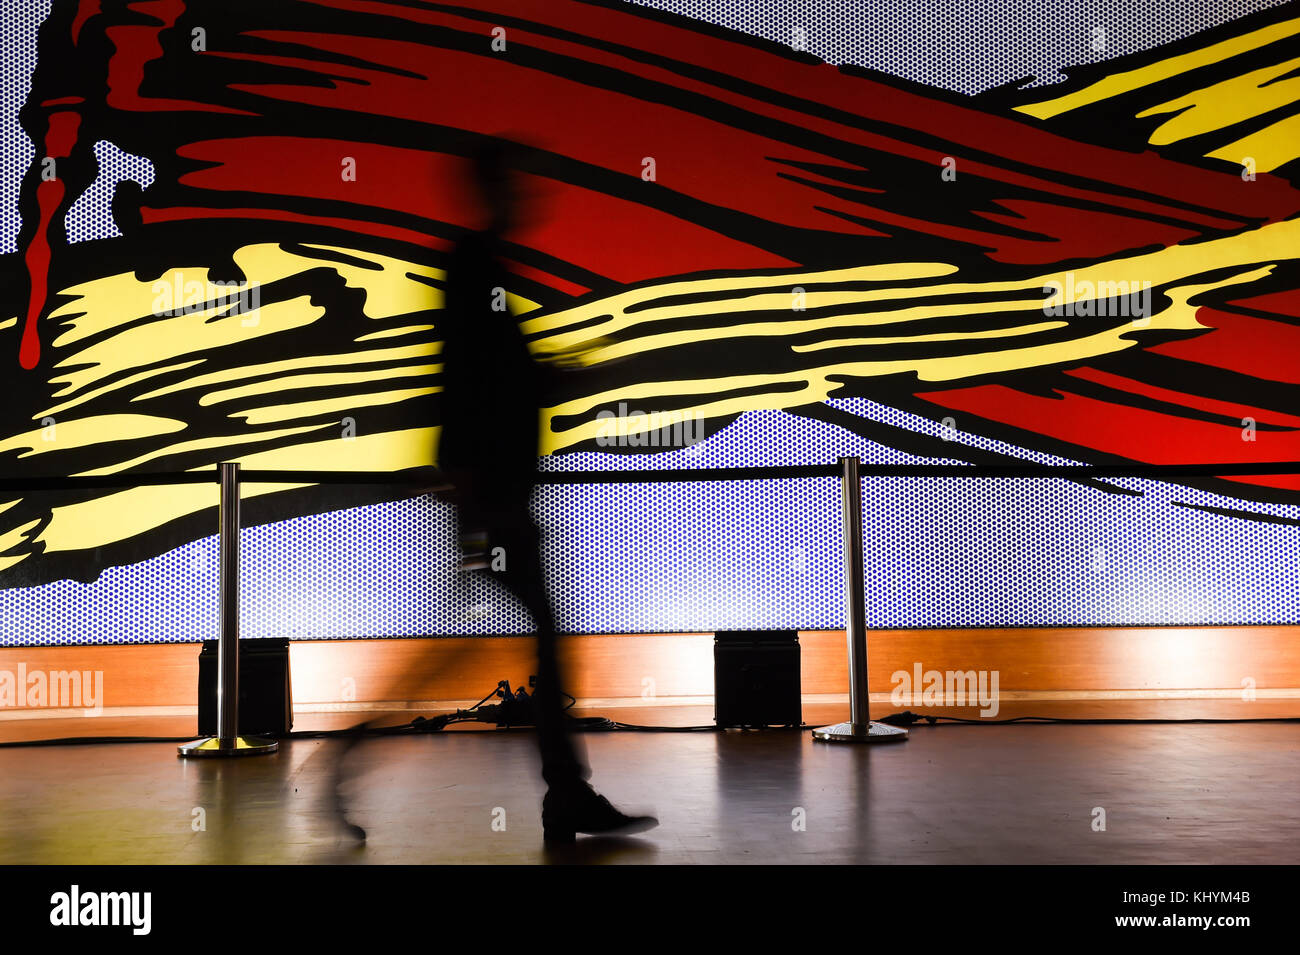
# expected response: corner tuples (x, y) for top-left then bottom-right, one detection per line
(297, 244), (444, 318)
(355, 324), (436, 341)
(297, 244), (539, 317)
(236, 423), (437, 474)
(201, 362), (441, 406)
(523, 261), (959, 342)
(529, 217), (1298, 370)
(508, 293), (542, 315)
(535, 212), (1294, 452)
(135, 341), (440, 402)
(0, 414), (185, 458)
(37, 427), (437, 554)
(544, 268), (1269, 451)
(77, 423), (325, 476)
(49, 243), (323, 347)
(228, 386), (439, 426)
(38, 359), (205, 420)
(5, 208), (1290, 567)
(51, 296), (326, 396)
(791, 320), (1069, 353)
(1015, 16), (1300, 120)
(1209, 111), (1300, 172)
(45, 241), (451, 397)
(39, 484), (259, 555)
(1136, 55), (1300, 144)
(0, 519), (40, 573)
(569, 291), (1055, 364)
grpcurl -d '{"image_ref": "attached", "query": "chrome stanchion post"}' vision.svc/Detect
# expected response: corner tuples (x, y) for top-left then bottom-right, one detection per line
(179, 462), (279, 758)
(812, 456), (908, 743)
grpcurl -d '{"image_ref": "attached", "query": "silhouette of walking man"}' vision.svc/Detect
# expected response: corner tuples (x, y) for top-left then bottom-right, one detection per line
(439, 140), (656, 843)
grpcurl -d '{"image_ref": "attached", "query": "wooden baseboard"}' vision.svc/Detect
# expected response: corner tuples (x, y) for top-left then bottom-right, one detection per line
(0, 627), (1296, 719)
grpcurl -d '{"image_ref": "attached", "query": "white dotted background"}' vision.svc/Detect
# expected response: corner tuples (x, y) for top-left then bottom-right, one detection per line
(2, 0), (1298, 643)
(3, 401), (1299, 646)
(630, 0), (1293, 93)
(63, 139), (155, 241)
(3, 0), (1292, 251)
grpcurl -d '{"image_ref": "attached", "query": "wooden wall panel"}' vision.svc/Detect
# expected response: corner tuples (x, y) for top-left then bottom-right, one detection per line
(799, 627), (1300, 694)
(0, 626), (1297, 719)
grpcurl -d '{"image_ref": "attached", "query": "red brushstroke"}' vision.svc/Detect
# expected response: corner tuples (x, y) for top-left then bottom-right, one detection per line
(216, 28), (1286, 264)
(291, 0), (1298, 236)
(1224, 288), (1300, 320)
(103, 0), (252, 116)
(139, 205), (594, 297)
(71, 0), (100, 43)
(1066, 366), (1300, 429)
(172, 137), (796, 283)
(1149, 309), (1300, 387)
(916, 378), (1300, 493)
(141, 204), (454, 251)
(14, 0), (1300, 500)
(972, 199), (1201, 263)
(19, 110), (81, 370)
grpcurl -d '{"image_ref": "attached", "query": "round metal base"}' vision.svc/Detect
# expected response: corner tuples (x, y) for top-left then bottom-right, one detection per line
(811, 721), (909, 743)
(177, 736), (280, 758)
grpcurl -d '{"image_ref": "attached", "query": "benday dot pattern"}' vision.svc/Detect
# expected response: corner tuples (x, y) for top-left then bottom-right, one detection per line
(629, 0), (1293, 94)
(1, 1), (1298, 644)
(3, 400), (1299, 646)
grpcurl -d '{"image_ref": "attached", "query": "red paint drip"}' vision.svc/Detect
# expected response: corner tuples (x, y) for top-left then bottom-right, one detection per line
(72, 0), (102, 44)
(18, 110), (82, 370)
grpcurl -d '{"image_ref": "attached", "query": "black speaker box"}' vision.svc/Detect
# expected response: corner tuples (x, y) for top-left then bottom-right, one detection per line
(197, 638), (293, 737)
(714, 630), (801, 728)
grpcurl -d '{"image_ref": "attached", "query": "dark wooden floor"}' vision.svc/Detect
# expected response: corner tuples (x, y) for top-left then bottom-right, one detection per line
(1, 713), (1296, 864)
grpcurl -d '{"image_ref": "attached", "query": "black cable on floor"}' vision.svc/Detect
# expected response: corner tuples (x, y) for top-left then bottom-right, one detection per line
(5, 711), (1297, 748)
(876, 710), (1300, 726)
(606, 722), (813, 732)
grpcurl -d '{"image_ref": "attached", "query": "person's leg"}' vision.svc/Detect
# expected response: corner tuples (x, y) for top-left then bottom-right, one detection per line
(491, 508), (586, 788)
(486, 491), (657, 841)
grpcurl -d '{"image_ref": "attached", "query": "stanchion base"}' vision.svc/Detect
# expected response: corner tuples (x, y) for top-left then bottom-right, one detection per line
(177, 736), (280, 758)
(811, 720), (909, 743)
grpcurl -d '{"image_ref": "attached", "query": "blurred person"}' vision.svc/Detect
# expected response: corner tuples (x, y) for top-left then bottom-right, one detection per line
(438, 139), (657, 843)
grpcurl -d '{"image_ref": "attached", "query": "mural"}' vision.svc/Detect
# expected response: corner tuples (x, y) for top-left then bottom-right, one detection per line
(1, 0), (1299, 639)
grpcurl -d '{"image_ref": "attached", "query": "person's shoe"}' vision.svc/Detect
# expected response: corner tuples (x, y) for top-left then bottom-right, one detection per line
(541, 783), (658, 843)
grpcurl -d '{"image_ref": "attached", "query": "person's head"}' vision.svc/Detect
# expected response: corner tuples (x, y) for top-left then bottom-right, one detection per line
(466, 138), (519, 235)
